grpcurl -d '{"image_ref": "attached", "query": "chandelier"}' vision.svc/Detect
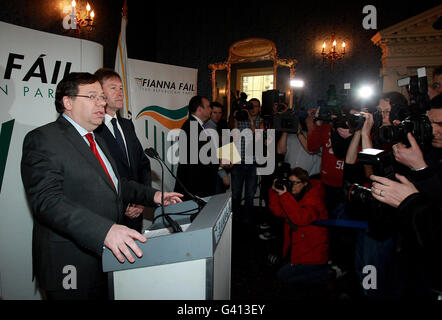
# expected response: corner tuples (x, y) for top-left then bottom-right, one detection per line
(62, 1), (96, 35)
(321, 33), (346, 72)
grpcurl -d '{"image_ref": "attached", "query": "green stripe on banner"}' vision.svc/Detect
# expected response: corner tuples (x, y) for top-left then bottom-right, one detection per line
(136, 105), (189, 120)
(145, 119), (149, 140)
(0, 119), (15, 193)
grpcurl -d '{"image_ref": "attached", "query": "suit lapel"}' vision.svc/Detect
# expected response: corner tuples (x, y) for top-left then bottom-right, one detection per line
(118, 118), (135, 168)
(57, 116), (118, 194)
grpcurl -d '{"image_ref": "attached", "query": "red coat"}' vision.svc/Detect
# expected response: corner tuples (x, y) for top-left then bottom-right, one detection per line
(307, 123), (344, 187)
(269, 179), (329, 265)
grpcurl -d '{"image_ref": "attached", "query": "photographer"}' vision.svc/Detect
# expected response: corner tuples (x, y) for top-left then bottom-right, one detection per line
(391, 94), (442, 201)
(370, 174), (442, 297)
(277, 105), (321, 176)
(358, 94), (442, 299)
(231, 96), (265, 227)
(428, 66), (442, 100)
(307, 107), (349, 216)
(344, 112), (396, 299)
(371, 91), (410, 151)
(268, 168), (329, 286)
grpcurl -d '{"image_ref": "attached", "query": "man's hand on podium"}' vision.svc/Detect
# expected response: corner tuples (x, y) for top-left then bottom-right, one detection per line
(154, 191), (184, 206)
(104, 224), (147, 263)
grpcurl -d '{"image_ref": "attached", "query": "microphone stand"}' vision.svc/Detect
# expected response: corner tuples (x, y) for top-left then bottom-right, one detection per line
(150, 155), (182, 233)
(144, 148), (207, 222)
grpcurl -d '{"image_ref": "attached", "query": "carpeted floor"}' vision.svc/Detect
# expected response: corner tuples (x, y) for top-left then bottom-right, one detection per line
(229, 206), (364, 300)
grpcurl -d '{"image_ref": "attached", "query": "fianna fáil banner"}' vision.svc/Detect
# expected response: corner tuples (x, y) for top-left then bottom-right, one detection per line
(128, 58), (197, 191)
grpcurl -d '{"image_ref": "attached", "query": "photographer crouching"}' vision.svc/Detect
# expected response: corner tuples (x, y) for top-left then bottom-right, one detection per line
(268, 167), (329, 288)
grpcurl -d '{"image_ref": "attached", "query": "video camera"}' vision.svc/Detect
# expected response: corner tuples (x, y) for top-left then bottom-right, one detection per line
(233, 92), (254, 121)
(377, 67), (434, 152)
(261, 89), (304, 133)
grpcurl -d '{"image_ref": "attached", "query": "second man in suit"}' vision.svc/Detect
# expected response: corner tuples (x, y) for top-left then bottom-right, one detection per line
(94, 68), (152, 233)
(174, 96), (219, 200)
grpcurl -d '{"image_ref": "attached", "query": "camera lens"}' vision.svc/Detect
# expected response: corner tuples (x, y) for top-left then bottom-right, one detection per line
(348, 184), (374, 203)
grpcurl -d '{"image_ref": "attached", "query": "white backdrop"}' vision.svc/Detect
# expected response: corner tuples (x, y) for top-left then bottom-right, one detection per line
(127, 58), (197, 191)
(0, 21), (103, 299)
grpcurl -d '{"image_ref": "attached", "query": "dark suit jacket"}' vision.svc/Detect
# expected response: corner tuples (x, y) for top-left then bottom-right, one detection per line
(21, 116), (158, 291)
(94, 114), (152, 232)
(174, 115), (218, 200)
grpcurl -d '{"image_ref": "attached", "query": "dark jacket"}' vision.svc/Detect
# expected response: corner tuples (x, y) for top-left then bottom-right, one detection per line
(174, 115), (218, 200)
(407, 147), (442, 204)
(21, 116), (158, 291)
(95, 114), (152, 232)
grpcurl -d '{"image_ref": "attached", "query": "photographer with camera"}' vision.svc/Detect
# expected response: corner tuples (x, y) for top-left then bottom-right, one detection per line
(369, 173), (442, 298)
(268, 167), (329, 287)
(343, 111), (398, 299)
(277, 106), (321, 177)
(346, 91), (441, 299)
(230, 94), (265, 227)
(390, 94), (442, 202)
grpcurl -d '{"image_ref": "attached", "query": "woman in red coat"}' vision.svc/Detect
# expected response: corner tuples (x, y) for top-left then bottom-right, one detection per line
(269, 167), (329, 285)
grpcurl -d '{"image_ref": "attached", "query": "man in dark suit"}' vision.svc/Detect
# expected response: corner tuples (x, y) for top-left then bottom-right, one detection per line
(21, 72), (182, 300)
(94, 68), (152, 233)
(174, 96), (219, 200)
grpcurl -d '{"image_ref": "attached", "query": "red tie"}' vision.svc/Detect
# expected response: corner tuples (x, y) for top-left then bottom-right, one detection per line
(85, 133), (115, 189)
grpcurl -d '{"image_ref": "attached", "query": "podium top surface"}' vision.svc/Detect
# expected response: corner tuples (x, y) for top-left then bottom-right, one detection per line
(102, 193), (231, 272)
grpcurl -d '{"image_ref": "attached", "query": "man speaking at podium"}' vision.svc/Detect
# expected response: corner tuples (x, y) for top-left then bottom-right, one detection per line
(21, 72), (182, 300)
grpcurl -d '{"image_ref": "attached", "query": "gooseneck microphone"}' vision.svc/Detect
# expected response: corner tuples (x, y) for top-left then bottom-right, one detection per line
(144, 148), (208, 206)
(146, 148), (182, 233)
(144, 148), (207, 221)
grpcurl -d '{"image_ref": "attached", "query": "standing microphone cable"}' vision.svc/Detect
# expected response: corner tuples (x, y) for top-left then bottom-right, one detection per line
(150, 153), (182, 233)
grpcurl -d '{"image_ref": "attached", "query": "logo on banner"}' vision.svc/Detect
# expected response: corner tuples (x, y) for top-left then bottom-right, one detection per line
(136, 105), (188, 164)
(1, 52), (72, 99)
(134, 77), (195, 95)
(136, 105), (188, 130)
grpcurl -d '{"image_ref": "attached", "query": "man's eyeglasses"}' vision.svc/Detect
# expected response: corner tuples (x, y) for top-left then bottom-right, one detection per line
(72, 94), (107, 102)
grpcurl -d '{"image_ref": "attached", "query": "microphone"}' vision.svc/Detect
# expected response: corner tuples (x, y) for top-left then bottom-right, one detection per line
(144, 148), (208, 208)
(147, 148), (182, 233)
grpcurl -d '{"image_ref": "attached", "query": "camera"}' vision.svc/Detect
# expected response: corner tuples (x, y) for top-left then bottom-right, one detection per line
(346, 148), (395, 203)
(233, 92), (253, 121)
(261, 89), (286, 118)
(315, 104), (340, 122)
(273, 109), (300, 133)
(378, 114), (433, 152)
(347, 183), (375, 204)
(273, 162), (293, 191)
(346, 113), (366, 131)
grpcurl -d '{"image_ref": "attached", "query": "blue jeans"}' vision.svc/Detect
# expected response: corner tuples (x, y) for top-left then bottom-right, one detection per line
(354, 231), (394, 299)
(277, 263), (330, 286)
(231, 164), (258, 224)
